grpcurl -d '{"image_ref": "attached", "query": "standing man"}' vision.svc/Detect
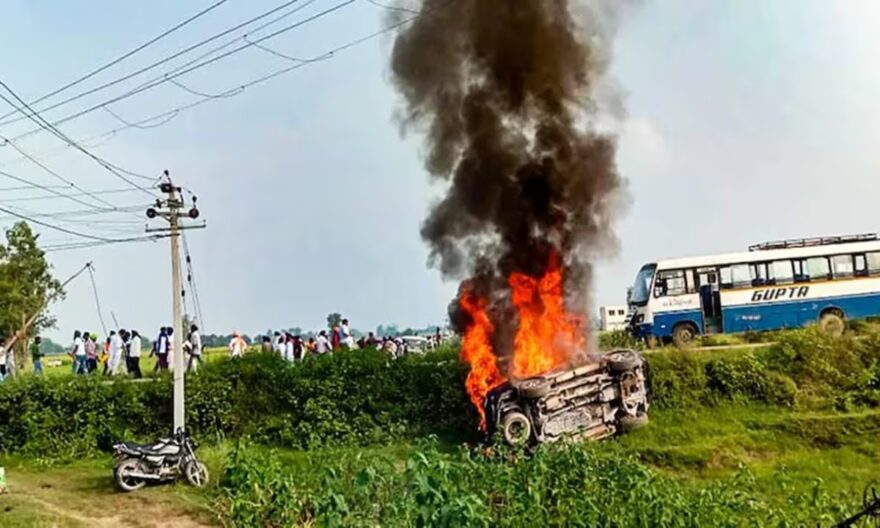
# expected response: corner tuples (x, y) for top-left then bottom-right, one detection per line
(0, 339), (6, 382)
(273, 331), (285, 356)
(229, 331), (246, 358)
(108, 330), (124, 376)
(153, 327), (169, 372)
(341, 319), (355, 349)
(71, 330), (87, 375)
(316, 330), (331, 355)
(30, 336), (44, 375)
(188, 324), (203, 372)
(84, 332), (98, 373)
(128, 330), (143, 379)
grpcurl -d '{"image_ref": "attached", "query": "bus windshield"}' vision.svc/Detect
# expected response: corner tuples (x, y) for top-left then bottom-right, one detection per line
(630, 264), (656, 306)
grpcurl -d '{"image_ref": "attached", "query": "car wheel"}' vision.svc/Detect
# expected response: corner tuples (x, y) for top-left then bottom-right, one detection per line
(619, 413), (649, 433)
(819, 311), (844, 337)
(501, 411), (532, 446)
(605, 350), (642, 373)
(518, 377), (551, 399)
(672, 323), (698, 349)
(115, 458), (146, 492)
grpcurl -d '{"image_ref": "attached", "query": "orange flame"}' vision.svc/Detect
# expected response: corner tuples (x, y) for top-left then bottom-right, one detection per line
(459, 288), (505, 430)
(458, 252), (586, 430)
(509, 252), (584, 378)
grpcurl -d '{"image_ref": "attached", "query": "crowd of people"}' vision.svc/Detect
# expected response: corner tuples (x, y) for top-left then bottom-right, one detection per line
(0, 317), (449, 381)
(62, 324), (205, 378)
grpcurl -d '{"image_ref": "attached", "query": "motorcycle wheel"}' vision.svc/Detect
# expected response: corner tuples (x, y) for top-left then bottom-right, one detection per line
(184, 460), (209, 487)
(115, 458), (146, 492)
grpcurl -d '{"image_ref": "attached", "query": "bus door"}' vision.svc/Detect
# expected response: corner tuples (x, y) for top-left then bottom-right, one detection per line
(696, 267), (722, 334)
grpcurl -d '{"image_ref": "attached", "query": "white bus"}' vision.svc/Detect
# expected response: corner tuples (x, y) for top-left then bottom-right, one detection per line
(627, 234), (880, 347)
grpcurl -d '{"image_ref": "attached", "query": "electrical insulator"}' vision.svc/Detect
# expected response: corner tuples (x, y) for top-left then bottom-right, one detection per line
(188, 208), (200, 219)
(146, 208), (157, 219)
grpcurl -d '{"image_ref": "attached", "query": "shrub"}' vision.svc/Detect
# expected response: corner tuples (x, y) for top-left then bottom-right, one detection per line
(217, 439), (854, 527)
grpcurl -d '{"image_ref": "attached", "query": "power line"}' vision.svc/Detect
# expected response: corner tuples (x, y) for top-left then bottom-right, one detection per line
(5, 0), (358, 143)
(0, 204), (147, 221)
(0, 167), (114, 211)
(0, 81), (159, 195)
(41, 235), (168, 252)
(0, 0), (231, 123)
(181, 230), (205, 331)
(0, 0), (309, 129)
(1, 187), (147, 203)
(0, 3), (437, 166)
(86, 263), (109, 336)
(0, 203), (150, 242)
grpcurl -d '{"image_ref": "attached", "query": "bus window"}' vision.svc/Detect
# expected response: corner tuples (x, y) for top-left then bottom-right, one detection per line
(685, 269), (696, 293)
(719, 267), (733, 289)
(831, 255), (855, 279)
(867, 252), (880, 276)
(806, 257), (831, 281)
(731, 264), (751, 288)
(654, 269), (686, 297)
(750, 263), (770, 286)
(770, 260), (794, 285)
(855, 254), (868, 277)
(793, 260), (808, 283)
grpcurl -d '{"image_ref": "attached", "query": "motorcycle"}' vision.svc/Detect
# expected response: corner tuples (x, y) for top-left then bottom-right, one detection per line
(112, 428), (208, 492)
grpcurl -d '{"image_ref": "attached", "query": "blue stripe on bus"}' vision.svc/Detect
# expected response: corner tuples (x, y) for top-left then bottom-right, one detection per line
(653, 310), (703, 337)
(722, 292), (880, 333)
(648, 291), (880, 337)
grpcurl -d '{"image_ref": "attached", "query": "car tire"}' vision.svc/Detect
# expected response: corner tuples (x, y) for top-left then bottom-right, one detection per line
(518, 377), (551, 399)
(619, 413), (649, 433)
(672, 323), (698, 349)
(605, 350), (642, 373)
(115, 458), (146, 493)
(502, 411), (532, 446)
(819, 311), (844, 337)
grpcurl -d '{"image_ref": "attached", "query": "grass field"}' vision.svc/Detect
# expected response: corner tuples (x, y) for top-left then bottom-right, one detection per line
(2, 403), (877, 526)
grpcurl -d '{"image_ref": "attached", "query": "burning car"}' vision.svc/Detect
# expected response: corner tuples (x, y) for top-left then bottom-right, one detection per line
(484, 349), (650, 446)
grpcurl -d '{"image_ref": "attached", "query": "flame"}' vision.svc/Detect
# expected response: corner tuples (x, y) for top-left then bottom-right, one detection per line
(509, 252), (584, 378)
(459, 287), (505, 430)
(458, 252), (586, 430)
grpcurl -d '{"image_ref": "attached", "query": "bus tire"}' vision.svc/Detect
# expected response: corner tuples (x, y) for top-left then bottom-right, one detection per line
(672, 323), (698, 349)
(819, 310), (845, 337)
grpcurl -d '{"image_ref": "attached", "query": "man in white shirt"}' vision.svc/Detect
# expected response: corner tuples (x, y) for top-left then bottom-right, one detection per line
(108, 330), (124, 375)
(188, 325), (203, 372)
(72, 330), (87, 375)
(229, 332), (246, 358)
(341, 319), (355, 349)
(315, 331), (331, 354)
(0, 344), (6, 381)
(128, 330), (143, 378)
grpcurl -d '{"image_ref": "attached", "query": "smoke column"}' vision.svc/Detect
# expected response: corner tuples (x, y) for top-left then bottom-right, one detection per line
(391, 0), (624, 376)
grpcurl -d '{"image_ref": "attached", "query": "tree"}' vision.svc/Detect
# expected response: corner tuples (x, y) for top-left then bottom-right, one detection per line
(0, 223), (63, 371)
(326, 312), (342, 331)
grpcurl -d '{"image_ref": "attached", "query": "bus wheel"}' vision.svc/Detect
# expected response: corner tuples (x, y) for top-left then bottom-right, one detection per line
(672, 323), (698, 349)
(819, 310), (845, 337)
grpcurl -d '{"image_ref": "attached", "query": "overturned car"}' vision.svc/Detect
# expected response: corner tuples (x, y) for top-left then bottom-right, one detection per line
(485, 349), (650, 446)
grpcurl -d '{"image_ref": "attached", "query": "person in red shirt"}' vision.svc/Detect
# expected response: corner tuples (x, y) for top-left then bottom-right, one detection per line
(331, 326), (341, 350)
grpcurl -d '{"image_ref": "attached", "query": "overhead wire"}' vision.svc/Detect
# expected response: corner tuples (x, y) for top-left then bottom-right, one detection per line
(4, 0), (358, 143)
(181, 230), (205, 331)
(0, 82), (159, 195)
(1, 0), (448, 169)
(0, 0), (231, 123)
(0, 0), (311, 129)
(86, 263), (109, 336)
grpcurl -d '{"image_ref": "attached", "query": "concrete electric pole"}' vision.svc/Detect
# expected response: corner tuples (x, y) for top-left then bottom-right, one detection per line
(146, 170), (205, 433)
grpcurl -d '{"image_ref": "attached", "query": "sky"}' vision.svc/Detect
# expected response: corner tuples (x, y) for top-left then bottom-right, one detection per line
(2, 0), (880, 343)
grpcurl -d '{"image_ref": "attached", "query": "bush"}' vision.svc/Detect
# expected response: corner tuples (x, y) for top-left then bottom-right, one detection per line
(2, 329), (879, 457)
(217, 439), (854, 527)
(0, 349), (476, 457)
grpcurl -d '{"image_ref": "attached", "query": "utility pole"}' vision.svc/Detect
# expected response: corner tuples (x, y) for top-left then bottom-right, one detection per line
(147, 170), (205, 433)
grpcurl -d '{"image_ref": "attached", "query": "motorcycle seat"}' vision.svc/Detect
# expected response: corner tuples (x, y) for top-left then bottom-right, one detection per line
(120, 441), (179, 456)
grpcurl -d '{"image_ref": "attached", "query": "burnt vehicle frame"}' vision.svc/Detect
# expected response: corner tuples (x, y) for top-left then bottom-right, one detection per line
(484, 349), (651, 446)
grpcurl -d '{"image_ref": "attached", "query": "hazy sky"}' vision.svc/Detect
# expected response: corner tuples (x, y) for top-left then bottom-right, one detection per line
(2, 0), (880, 343)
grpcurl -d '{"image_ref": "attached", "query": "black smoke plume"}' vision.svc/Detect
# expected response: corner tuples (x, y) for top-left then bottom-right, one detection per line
(390, 0), (624, 364)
